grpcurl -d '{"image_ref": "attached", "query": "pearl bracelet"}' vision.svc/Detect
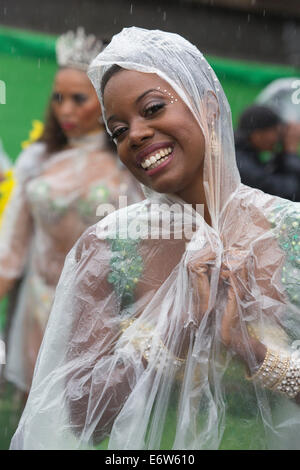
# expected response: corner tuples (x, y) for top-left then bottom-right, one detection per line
(273, 358), (300, 399)
(248, 348), (300, 399)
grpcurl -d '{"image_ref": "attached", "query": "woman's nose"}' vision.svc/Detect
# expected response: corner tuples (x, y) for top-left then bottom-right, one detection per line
(128, 119), (154, 148)
(59, 99), (75, 117)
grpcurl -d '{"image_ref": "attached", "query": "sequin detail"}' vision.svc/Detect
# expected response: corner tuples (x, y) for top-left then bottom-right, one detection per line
(77, 183), (110, 218)
(270, 205), (300, 307)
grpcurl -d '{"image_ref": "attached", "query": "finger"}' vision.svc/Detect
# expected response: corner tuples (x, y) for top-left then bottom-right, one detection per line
(189, 264), (208, 274)
(221, 285), (239, 347)
(187, 244), (217, 271)
(196, 273), (210, 315)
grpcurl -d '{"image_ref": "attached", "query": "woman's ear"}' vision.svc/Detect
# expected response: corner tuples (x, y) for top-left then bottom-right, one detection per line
(205, 90), (220, 124)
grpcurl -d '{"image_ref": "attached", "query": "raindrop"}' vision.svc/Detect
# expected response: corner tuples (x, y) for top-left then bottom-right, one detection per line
(4, 7), (7, 15)
(163, 11), (166, 21)
(38, 58), (41, 68)
(130, 4), (133, 15)
(247, 14), (251, 23)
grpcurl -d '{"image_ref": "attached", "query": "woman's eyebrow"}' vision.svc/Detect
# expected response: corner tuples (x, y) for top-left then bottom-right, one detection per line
(135, 88), (162, 104)
(107, 88), (163, 125)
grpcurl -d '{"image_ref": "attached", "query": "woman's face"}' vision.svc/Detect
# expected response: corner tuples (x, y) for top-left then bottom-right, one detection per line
(52, 68), (102, 138)
(103, 70), (205, 196)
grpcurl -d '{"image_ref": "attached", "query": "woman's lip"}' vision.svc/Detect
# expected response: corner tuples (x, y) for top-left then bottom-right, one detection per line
(146, 150), (174, 176)
(136, 142), (174, 165)
(61, 122), (77, 130)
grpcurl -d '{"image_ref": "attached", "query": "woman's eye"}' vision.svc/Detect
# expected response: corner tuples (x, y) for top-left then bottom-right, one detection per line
(73, 94), (88, 105)
(144, 102), (165, 117)
(52, 92), (63, 103)
(111, 127), (128, 140)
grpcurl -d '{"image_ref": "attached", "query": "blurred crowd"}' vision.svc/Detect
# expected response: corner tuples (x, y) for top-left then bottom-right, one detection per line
(235, 104), (300, 201)
(235, 77), (300, 201)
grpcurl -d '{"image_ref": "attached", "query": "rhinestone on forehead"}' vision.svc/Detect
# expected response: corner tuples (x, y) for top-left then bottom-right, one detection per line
(156, 86), (178, 103)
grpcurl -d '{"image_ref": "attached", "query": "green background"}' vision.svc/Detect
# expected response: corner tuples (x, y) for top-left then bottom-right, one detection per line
(0, 26), (57, 161)
(1, 25), (300, 161)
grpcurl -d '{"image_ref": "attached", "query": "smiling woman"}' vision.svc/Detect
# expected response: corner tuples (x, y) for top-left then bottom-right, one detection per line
(10, 27), (300, 450)
(103, 70), (207, 216)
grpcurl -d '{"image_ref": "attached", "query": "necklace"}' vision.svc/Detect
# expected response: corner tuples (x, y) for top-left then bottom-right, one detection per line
(68, 130), (105, 149)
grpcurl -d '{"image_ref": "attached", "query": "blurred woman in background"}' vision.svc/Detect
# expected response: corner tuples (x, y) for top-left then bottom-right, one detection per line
(0, 28), (142, 395)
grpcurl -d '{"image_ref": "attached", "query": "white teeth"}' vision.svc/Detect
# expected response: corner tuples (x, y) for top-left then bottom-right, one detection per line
(141, 147), (173, 170)
(148, 156), (168, 170)
(141, 159), (151, 169)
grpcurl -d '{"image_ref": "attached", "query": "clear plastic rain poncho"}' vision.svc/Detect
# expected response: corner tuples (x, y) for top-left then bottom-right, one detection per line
(11, 27), (300, 450)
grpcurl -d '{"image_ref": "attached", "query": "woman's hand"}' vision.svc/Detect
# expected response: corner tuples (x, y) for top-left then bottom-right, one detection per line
(189, 245), (267, 370)
(187, 243), (216, 324)
(220, 249), (266, 367)
(220, 249), (248, 350)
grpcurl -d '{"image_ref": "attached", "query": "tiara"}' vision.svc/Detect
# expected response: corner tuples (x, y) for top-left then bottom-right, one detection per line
(56, 27), (105, 71)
